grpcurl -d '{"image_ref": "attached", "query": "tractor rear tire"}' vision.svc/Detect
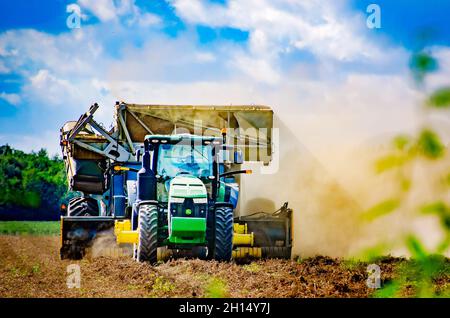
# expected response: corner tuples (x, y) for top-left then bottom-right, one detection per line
(137, 203), (158, 264)
(212, 206), (234, 261)
(67, 197), (99, 217)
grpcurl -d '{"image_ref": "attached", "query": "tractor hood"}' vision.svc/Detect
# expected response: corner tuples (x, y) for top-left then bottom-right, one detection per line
(169, 175), (208, 199)
(167, 175), (208, 245)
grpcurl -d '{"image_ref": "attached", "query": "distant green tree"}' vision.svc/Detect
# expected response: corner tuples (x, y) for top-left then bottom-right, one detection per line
(0, 145), (72, 219)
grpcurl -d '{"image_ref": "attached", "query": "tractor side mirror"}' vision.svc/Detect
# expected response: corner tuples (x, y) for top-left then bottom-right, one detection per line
(234, 150), (243, 164)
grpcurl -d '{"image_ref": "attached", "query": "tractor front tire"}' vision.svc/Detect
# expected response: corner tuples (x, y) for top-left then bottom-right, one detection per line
(137, 204), (158, 264)
(212, 206), (234, 261)
(67, 197), (99, 217)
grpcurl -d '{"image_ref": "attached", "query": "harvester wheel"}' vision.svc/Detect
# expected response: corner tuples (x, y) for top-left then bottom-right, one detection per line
(67, 197), (99, 217)
(212, 206), (233, 261)
(137, 203), (158, 264)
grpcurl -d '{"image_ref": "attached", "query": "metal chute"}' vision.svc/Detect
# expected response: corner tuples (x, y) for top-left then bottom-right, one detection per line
(117, 103), (274, 164)
(60, 217), (115, 259)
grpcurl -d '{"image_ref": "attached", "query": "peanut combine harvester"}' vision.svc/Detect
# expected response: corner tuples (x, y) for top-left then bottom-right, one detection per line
(59, 102), (292, 263)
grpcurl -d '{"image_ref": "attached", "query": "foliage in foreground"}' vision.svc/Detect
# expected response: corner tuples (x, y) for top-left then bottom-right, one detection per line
(366, 44), (450, 297)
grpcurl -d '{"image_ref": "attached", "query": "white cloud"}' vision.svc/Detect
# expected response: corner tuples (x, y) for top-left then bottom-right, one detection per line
(77, 0), (120, 22)
(0, 28), (110, 79)
(195, 52), (216, 63)
(427, 46), (450, 90)
(170, 0), (385, 62)
(76, 0), (161, 27)
(138, 12), (162, 27)
(0, 60), (10, 73)
(91, 78), (110, 94)
(0, 131), (60, 157)
(0, 92), (21, 106)
(168, 0), (400, 85)
(27, 69), (78, 104)
(231, 54), (280, 84)
(0, 45), (18, 57)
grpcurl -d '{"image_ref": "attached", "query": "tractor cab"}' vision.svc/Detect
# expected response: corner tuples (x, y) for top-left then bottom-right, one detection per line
(135, 134), (229, 249)
(146, 134), (223, 203)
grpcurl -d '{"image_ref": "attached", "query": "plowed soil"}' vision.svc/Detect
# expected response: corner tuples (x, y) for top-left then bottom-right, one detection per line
(0, 235), (448, 298)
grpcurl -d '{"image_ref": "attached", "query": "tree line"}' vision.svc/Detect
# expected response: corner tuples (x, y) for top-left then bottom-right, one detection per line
(0, 144), (72, 220)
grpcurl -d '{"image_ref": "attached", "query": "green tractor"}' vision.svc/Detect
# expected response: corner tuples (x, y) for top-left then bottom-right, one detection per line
(60, 103), (292, 263)
(130, 133), (246, 263)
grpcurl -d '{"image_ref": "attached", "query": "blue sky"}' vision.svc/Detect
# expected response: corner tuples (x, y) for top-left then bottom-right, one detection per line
(2, 1), (449, 45)
(352, 0), (450, 49)
(1, 0), (449, 156)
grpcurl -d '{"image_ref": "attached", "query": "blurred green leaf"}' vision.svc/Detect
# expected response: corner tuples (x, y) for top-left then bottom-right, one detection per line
(427, 87), (450, 108)
(444, 173), (450, 187)
(375, 155), (408, 173)
(361, 199), (400, 221)
(420, 201), (450, 230)
(400, 176), (411, 192)
(409, 52), (438, 82)
(436, 234), (450, 254)
(422, 255), (448, 276)
(406, 236), (428, 260)
(373, 281), (401, 298)
(410, 52), (438, 72)
(420, 201), (449, 215)
(353, 243), (388, 262)
(417, 129), (444, 159)
(393, 135), (412, 151)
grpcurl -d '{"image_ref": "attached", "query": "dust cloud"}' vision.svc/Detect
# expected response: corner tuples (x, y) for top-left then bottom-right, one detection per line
(238, 115), (450, 258)
(89, 230), (132, 259)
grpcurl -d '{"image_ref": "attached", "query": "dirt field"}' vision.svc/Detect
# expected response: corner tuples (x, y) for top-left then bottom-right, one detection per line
(0, 235), (448, 298)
